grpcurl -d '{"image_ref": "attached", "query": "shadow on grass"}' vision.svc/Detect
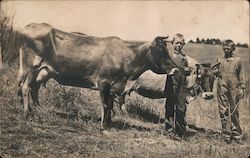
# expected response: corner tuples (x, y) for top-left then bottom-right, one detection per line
(187, 124), (223, 140)
(112, 120), (152, 132)
(126, 104), (165, 124)
(188, 124), (206, 133)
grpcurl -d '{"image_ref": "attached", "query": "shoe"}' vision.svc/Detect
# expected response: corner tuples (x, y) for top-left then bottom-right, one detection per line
(224, 137), (232, 144)
(233, 139), (242, 144)
(163, 130), (181, 141)
(232, 136), (243, 144)
(172, 134), (183, 141)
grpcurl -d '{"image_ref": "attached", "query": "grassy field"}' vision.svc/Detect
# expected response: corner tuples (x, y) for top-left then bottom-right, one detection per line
(0, 44), (249, 158)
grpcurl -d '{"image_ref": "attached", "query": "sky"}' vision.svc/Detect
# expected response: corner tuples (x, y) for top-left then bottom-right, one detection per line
(2, 1), (249, 44)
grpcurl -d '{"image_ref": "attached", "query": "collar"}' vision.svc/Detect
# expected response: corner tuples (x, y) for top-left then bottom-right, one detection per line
(173, 50), (185, 57)
(224, 56), (234, 60)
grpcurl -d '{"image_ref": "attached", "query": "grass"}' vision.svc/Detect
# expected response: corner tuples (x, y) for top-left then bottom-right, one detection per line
(0, 44), (250, 158)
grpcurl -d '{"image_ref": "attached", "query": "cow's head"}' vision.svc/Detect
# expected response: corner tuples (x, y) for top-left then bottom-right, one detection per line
(147, 36), (179, 75)
(194, 63), (216, 100)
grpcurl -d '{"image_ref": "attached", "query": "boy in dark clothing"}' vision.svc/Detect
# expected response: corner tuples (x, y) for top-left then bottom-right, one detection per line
(165, 33), (191, 138)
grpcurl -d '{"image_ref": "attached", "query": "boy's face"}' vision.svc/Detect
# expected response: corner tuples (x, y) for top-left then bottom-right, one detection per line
(173, 37), (185, 52)
(222, 45), (234, 57)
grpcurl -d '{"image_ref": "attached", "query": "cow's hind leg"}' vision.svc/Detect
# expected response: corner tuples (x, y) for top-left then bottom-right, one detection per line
(30, 68), (51, 108)
(17, 86), (24, 107)
(30, 84), (40, 107)
(20, 70), (34, 119)
(99, 82), (114, 130)
(20, 67), (51, 119)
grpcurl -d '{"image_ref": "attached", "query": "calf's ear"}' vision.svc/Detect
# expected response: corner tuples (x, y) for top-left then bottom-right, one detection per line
(201, 63), (211, 67)
(195, 64), (200, 67)
(211, 62), (221, 69)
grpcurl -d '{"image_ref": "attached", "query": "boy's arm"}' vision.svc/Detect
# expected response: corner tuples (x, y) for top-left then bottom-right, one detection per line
(212, 58), (223, 78)
(184, 56), (192, 76)
(238, 58), (246, 89)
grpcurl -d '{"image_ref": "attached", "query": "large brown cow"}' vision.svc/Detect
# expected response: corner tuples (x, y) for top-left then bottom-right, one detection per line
(17, 23), (179, 130)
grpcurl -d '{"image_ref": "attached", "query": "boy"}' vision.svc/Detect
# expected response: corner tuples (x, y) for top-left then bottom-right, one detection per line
(216, 39), (246, 143)
(165, 33), (191, 138)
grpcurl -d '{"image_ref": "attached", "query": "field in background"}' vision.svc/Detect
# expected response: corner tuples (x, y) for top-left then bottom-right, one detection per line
(184, 43), (250, 77)
(0, 44), (249, 157)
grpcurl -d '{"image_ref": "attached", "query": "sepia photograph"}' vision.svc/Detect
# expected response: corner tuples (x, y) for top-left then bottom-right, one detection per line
(0, 0), (249, 157)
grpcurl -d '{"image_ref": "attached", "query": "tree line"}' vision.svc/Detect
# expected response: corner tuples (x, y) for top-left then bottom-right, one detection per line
(189, 38), (249, 48)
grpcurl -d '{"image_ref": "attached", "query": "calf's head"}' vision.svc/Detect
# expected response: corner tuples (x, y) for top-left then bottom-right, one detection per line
(194, 63), (215, 100)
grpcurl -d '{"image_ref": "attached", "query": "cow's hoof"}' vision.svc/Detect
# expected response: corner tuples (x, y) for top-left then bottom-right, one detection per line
(23, 110), (29, 120)
(102, 130), (111, 136)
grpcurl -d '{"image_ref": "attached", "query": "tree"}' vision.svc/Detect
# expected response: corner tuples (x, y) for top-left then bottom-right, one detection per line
(215, 39), (221, 45)
(205, 38), (212, 44)
(201, 38), (205, 44)
(196, 38), (200, 43)
(236, 43), (249, 48)
(188, 40), (194, 43)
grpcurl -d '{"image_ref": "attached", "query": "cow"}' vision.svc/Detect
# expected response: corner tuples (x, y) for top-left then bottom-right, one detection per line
(195, 62), (217, 99)
(17, 23), (179, 130)
(115, 56), (216, 112)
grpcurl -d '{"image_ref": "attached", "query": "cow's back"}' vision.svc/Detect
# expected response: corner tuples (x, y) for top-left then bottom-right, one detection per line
(22, 23), (148, 88)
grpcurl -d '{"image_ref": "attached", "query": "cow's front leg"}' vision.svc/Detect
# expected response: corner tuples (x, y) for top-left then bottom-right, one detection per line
(99, 82), (114, 130)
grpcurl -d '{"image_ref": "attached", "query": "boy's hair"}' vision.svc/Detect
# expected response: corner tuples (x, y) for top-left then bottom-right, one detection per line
(222, 39), (235, 51)
(172, 33), (185, 44)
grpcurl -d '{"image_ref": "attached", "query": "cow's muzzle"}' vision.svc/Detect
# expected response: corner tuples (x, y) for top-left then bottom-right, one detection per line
(202, 92), (214, 100)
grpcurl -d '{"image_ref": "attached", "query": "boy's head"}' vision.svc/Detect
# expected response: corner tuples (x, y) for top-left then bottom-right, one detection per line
(172, 33), (185, 52)
(222, 39), (235, 58)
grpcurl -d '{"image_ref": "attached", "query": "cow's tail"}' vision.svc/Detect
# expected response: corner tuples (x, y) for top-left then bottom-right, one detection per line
(17, 47), (26, 104)
(18, 47), (25, 86)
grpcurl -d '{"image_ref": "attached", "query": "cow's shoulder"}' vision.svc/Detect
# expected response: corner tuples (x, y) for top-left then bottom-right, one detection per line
(23, 23), (53, 39)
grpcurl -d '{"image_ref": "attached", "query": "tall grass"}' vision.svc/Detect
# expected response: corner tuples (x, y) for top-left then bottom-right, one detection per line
(0, 3), (21, 68)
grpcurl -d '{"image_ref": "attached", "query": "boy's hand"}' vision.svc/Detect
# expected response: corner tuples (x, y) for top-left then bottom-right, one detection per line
(183, 67), (192, 76)
(168, 68), (179, 76)
(238, 88), (245, 99)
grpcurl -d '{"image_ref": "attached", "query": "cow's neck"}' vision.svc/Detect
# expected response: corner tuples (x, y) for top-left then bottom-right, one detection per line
(126, 42), (151, 80)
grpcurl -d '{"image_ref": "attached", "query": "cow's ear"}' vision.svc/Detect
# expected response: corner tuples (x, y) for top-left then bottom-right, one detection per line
(211, 62), (221, 69)
(201, 63), (211, 67)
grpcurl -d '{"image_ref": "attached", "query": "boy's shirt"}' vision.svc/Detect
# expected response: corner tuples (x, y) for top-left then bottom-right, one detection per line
(171, 50), (189, 75)
(217, 56), (246, 89)
(168, 49), (189, 94)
